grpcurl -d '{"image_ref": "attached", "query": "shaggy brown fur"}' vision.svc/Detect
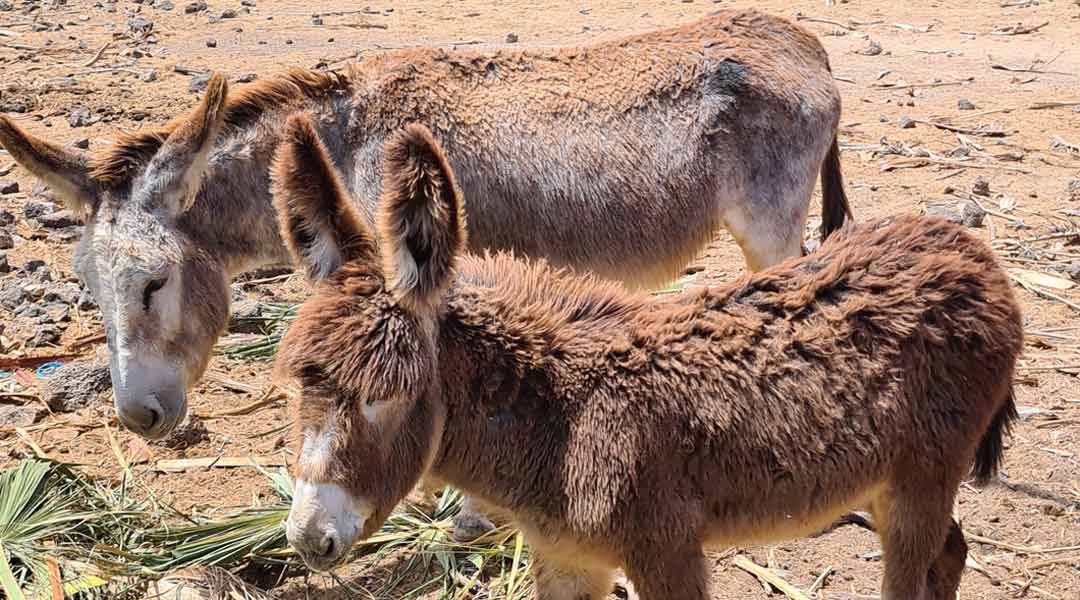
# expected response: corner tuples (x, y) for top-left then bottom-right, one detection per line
(275, 128), (1022, 600)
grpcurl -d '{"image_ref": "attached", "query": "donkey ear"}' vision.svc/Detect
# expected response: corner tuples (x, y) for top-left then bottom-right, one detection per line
(377, 124), (466, 311)
(0, 116), (97, 217)
(272, 114), (378, 282)
(143, 72), (229, 215)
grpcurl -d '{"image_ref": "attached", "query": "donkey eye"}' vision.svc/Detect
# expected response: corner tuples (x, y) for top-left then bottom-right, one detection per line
(143, 278), (167, 311)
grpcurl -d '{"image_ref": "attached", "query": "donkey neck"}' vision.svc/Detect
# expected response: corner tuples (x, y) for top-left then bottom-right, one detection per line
(180, 102), (359, 276)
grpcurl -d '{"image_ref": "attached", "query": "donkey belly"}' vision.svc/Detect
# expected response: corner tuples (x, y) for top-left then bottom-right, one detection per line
(449, 107), (731, 290)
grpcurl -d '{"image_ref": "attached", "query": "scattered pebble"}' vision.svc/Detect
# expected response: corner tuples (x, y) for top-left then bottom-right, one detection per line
(0, 404), (42, 428)
(897, 116), (915, 129)
(35, 209), (79, 229)
(153, 0), (175, 10)
(971, 176), (991, 197)
(189, 73), (212, 92)
(206, 38), (218, 48)
(1065, 261), (1080, 282)
(960, 201), (986, 228)
(241, 0), (256, 5)
(311, 15), (324, 26)
(0, 210), (13, 226)
(24, 201), (55, 219)
(856, 39), (882, 56)
(128, 16), (154, 35)
(221, 8), (238, 18)
(506, 32), (519, 43)
(0, 281), (27, 310)
(0, 229), (12, 250)
(235, 72), (258, 83)
(77, 287), (98, 311)
(28, 324), (63, 348)
(0, 180), (18, 195)
(957, 98), (976, 111)
(141, 69), (159, 82)
(184, 1), (207, 13)
(1067, 178), (1080, 201)
(43, 360), (112, 412)
(67, 106), (93, 128)
(0, 252), (8, 274)
(72, 138), (90, 150)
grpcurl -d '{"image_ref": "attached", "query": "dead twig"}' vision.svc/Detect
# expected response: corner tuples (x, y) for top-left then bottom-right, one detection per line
(794, 15), (854, 30)
(1028, 100), (1080, 110)
(968, 532), (1080, 555)
(153, 456), (285, 473)
(77, 42), (110, 68)
(914, 119), (1007, 137)
(871, 77), (974, 90)
(732, 555), (811, 600)
(991, 21), (1049, 35)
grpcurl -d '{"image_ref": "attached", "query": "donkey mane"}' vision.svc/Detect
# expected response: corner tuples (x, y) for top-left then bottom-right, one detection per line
(90, 68), (351, 188)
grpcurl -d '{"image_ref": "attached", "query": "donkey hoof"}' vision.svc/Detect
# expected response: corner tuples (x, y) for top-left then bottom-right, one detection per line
(452, 511), (495, 542)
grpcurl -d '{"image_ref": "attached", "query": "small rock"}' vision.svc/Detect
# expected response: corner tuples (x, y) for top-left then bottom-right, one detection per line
(0, 1), (12, 11)
(234, 72), (257, 83)
(960, 201), (986, 228)
(77, 287), (98, 311)
(1067, 178), (1080, 201)
(0, 229), (12, 250)
(924, 200), (963, 224)
(141, 69), (159, 83)
(15, 303), (45, 319)
(44, 283), (80, 305)
(128, 110), (150, 122)
(24, 259), (47, 274)
(241, 0), (255, 5)
(1016, 406), (1044, 422)
(0, 210), (14, 226)
(0, 252), (8, 274)
(0, 404), (42, 428)
(35, 209), (79, 229)
(220, 8), (237, 18)
(189, 73), (212, 92)
(24, 201), (55, 219)
(285, 39), (293, 45)
(184, 1), (207, 13)
(28, 324), (63, 348)
(41, 303), (71, 324)
(67, 106), (93, 128)
(897, 116), (916, 129)
(505, 32), (519, 43)
(971, 176), (991, 197)
(0, 180), (18, 195)
(153, 0), (174, 10)
(128, 16), (154, 35)
(856, 39), (882, 56)
(0, 281), (27, 310)
(803, 239), (821, 254)
(0, 98), (28, 113)
(205, 38), (217, 47)
(72, 138), (90, 150)
(957, 98), (976, 111)
(42, 360), (112, 412)
(311, 15), (323, 26)
(1065, 261), (1080, 282)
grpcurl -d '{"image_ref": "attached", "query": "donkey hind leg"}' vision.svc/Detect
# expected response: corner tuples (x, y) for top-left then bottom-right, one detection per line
(926, 519), (968, 600)
(722, 182), (811, 272)
(451, 495), (496, 541)
(531, 547), (614, 600)
(869, 484), (955, 600)
(623, 545), (708, 600)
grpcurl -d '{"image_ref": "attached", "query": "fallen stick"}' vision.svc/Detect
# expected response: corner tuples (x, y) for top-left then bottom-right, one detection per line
(1027, 555), (1080, 570)
(871, 78), (973, 90)
(914, 119), (1007, 137)
(991, 21), (1049, 35)
(967, 533), (1080, 555)
(195, 387), (283, 420)
(0, 353), (85, 370)
(154, 456), (285, 472)
(794, 15), (854, 30)
(1008, 273), (1080, 312)
(77, 42), (110, 68)
(732, 555), (811, 600)
(991, 62), (1073, 76)
(1028, 100), (1080, 110)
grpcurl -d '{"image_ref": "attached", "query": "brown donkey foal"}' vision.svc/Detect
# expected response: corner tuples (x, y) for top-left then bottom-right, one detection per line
(273, 120), (1022, 599)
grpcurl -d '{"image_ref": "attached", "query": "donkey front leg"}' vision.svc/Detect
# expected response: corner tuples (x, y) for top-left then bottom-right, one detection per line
(531, 545), (615, 600)
(452, 495), (497, 541)
(622, 544), (709, 600)
(926, 519), (968, 600)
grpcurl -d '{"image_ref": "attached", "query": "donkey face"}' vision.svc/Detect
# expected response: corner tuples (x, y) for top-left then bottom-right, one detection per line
(272, 116), (465, 570)
(0, 75), (231, 438)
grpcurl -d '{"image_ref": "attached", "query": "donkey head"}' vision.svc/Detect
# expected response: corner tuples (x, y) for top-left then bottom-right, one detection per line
(272, 115), (465, 570)
(0, 74), (232, 439)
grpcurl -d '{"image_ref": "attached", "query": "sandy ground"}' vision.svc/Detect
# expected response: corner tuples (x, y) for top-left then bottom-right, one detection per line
(1, 0), (1079, 598)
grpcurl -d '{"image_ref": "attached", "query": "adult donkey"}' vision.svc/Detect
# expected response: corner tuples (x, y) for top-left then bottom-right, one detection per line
(0, 10), (848, 441)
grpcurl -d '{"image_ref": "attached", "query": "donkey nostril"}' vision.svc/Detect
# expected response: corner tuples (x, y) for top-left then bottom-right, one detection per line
(146, 406), (162, 429)
(319, 533), (336, 558)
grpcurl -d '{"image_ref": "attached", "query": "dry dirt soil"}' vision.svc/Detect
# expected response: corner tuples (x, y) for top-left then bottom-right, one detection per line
(2, 1), (1080, 598)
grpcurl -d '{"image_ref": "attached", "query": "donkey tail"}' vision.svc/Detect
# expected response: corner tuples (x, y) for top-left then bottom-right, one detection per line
(819, 135), (852, 241)
(971, 388), (1019, 486)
